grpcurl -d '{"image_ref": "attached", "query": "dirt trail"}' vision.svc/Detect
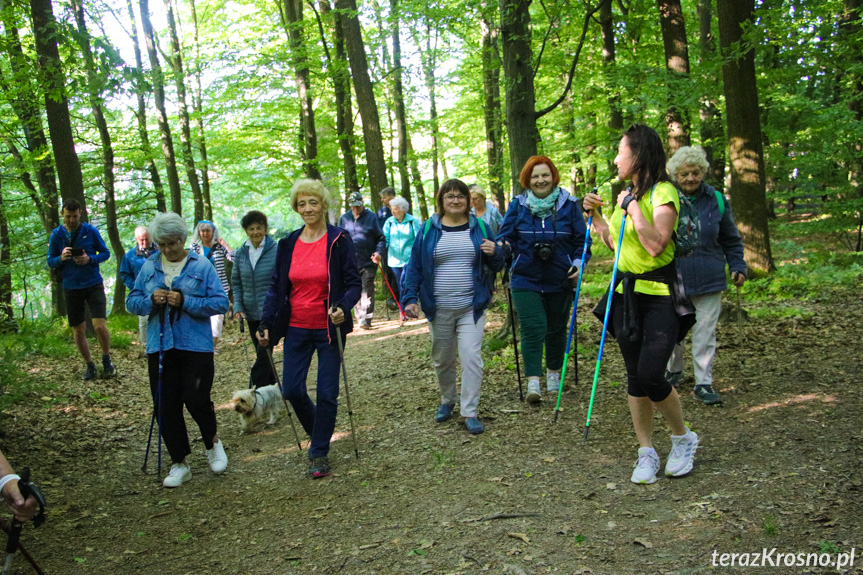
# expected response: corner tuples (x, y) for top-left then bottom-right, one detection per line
(1, 288), (862, 574)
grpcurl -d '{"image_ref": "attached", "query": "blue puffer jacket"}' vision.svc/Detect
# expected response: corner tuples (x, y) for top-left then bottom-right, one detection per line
(400, 214), (505, 323)
(231, 236), (278, 322)
(497, 188), (590, 293)
(677, 183), (747, 296)
(126, 250), (229, 354)
(46, 223), (111, 290)
(259, 225), (362, 346)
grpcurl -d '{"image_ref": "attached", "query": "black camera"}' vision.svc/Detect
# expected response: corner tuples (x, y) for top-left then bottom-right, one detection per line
(532, 241), (555, 261)
(71, 248), (85, 257)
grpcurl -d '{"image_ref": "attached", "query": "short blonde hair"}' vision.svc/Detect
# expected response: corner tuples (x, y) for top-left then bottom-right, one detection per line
(290, 179), (331, 213)
(667, 146), (709, 183)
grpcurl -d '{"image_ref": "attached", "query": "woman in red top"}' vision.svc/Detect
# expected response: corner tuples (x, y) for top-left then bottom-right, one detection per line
(257, 179), (362, 478)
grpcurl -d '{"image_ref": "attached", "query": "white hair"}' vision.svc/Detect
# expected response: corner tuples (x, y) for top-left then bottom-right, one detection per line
(667, 146), (710, 183)
(191, 220), (221, 245)
(134, 226), (150, 238)
(149, 213), (188, 244)
(389, 196), (410, 212)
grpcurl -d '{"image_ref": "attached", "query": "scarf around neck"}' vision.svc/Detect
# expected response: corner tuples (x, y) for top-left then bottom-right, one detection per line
(525, 188), (561, 220)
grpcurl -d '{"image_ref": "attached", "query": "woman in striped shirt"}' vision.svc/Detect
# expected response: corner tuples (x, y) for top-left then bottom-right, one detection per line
(190, 220), (233, 351)
(402, 179), (505, 435)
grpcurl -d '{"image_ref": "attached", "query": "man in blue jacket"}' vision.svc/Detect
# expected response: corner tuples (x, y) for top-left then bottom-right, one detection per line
(47, 199), (114, 380)
(338, 192), (385, 329)
(119, 226), (158, 348)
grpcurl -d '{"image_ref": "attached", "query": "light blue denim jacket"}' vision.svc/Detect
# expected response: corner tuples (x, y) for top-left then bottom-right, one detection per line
(126, 250), (229, 354)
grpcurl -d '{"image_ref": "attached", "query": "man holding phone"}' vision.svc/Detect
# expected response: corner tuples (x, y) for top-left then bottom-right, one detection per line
(47, 199), (115, 380)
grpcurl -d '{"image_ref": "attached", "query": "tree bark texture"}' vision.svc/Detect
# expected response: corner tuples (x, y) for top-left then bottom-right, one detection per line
(164, 0), (204, 222)
(390, 0), (411, 210)
(72, 0), (128, 314)
(718, 0), (774, 272)
(480, 1), (505, 208)
(28, 0), (88, 218)
(840, 0), (863, 251)
(656, 0), (691, 156)
(0, 185), (15, 329)
(336, 0), (388, 208)
(189, 0), (212, 220)
(407, 139), (429, 220)
(140, 0), (183, 214)
(697, 0), (725, 187)
(413, 25), (443, 197)
(499, 0), (538, 192)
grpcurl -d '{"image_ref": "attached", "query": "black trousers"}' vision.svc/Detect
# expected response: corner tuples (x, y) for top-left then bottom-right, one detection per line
(246, 319), (277, 389)
(148, 349), (217, 463)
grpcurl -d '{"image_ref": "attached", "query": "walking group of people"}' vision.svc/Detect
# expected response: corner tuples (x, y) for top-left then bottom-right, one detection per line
(44, 123), (746, 490)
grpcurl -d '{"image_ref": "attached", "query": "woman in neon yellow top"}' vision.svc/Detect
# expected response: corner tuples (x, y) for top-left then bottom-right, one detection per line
(582, 124), (698, 486)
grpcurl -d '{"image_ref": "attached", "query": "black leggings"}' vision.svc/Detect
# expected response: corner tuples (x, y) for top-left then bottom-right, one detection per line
(611, 293), (678, 402)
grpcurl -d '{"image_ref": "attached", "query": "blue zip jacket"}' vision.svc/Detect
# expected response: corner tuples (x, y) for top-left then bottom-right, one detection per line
(382, 213), (422, 267)
(338, 208), (386, 270)
(119, 245), (158, 290)
(259, 224), (363, 346)
(231, 236), (278, 322)
(677, 183), (747, 296)
(497, 187), (590, 293)
(400, 213), (505, 323)
(126, 250), (229, 354)
(46, 222), (111, 290)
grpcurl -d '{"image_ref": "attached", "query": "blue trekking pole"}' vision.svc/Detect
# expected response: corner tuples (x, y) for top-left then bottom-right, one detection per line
(553, 215), (593, 423)
(583, 212), (627, 441)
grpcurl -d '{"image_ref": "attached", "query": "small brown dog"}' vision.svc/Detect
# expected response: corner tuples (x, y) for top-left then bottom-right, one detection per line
(230, 385), (283, 433)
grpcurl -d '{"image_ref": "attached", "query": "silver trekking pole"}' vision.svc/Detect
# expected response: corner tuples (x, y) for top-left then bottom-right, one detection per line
(332, 307), (360, 459)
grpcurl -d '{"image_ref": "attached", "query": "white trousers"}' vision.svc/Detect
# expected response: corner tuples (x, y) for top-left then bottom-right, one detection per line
(138, 315), (148, 346)
(429, 307), (485, 418)
(210, 313), (225, 338)
(667, 291), (722, 389)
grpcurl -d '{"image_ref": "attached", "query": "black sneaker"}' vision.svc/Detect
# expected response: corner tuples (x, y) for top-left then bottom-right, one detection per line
(102, 355), (116, 378)
(309, 457), (331, 479)
(693, 385), (723, 405)
(665, 370), (683, 389)
(83, 362), (98, 381)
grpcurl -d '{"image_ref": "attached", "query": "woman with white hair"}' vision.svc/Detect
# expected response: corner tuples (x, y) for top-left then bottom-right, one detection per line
(257, 179), (362, 479)
(190, 220), (233, 351)
(664, 146), (747, 406)
(127, 212), (230, 488)
(382, 195), (422, 307)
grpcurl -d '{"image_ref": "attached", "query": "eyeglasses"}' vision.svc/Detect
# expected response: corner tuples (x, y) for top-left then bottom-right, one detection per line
(156, 239), (183, 250)
(443, 194), (468, 202)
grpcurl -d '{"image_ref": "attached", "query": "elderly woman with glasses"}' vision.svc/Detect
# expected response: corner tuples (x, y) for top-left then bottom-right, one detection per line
(382, 195), (422, 306)
(190, 220), (233, 351)
(401, 179), (504, 435)
(127, 212), (230, 488)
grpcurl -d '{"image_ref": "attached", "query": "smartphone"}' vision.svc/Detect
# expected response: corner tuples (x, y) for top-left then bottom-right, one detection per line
(71, 248), (85, 257)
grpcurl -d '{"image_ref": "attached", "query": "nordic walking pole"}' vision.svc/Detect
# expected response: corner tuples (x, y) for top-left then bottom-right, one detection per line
(735, 282), (743, 331)
(142, 302), (164, 474)
(239, 317), (254, 388)
(554, 216), (593, 423)
(1, 468), (46, 575)
(503, 266), (524, 401)
(259, 335), (304, 453)
(584, 212), (627, 442)
(155, 303), (166, 478)
(331, 307), (360, 459)
(378, 261), (406, 322)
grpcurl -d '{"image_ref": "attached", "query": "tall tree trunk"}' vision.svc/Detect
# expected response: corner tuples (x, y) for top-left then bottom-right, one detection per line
(657, 0), (691, 156)
(125, 0), (166, 212)
(164, 0), (204, 222)
(0, 185), (15, 330)
(840, 0), (863, 251)
(717, 0), (774, 272)
(600, 0), (626, 200)
(28, 0), (88, 218)
(390, 0), (412, 210)
(280, 0), (321, 180)
(480, 1), (505, 206)
(315, 0), (359, 207)
(336, 0), (388, 208)
(140, 0), (183, 214)
(407, 140), (429, 219)
(72, 0), (128, 314)
(189, 0), (212, 220)
(499, 0), (538, 191)
(697, 0), (725, 187)
(412, 25), (444, 196)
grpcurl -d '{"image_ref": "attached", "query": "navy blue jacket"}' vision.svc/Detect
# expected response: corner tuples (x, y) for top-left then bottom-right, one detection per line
(400, 214), (505, 323)
(259, 225), (362, 345)
(47, 222), (111, 290)
(376, 205), (392, 228)
(338, 208), (386, 269)
(119, 245), (158, 290)
(677, 183), (747, 296)
(497, 188), (590, 293)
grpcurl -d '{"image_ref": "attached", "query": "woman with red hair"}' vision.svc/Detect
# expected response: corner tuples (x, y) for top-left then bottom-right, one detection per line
(497, 156), (590, 403)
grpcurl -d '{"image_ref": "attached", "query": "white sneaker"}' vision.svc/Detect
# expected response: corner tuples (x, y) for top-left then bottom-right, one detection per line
(206, 440), (228, 474)
(525, 380), (542, 404)
(665, 428), (698, 477)
(631, 447), (660, 484)
(546, 371), (561, 393)
(163, 463), (191, 488)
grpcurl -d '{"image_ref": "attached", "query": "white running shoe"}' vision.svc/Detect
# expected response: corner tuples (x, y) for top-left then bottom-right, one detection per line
(206, 440), (228, 474)
(631, 447), (660, 484)
(163, 463), (191, 488)
(525, 380), (542, 404)
(546, 371), (561, 393)
(665, 428), (698, 477)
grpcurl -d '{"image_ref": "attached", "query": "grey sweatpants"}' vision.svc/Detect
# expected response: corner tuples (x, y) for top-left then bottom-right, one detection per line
(667, 291), (722, 389)
(429, 307), (485, 418)
(354, 266), (377, 327)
